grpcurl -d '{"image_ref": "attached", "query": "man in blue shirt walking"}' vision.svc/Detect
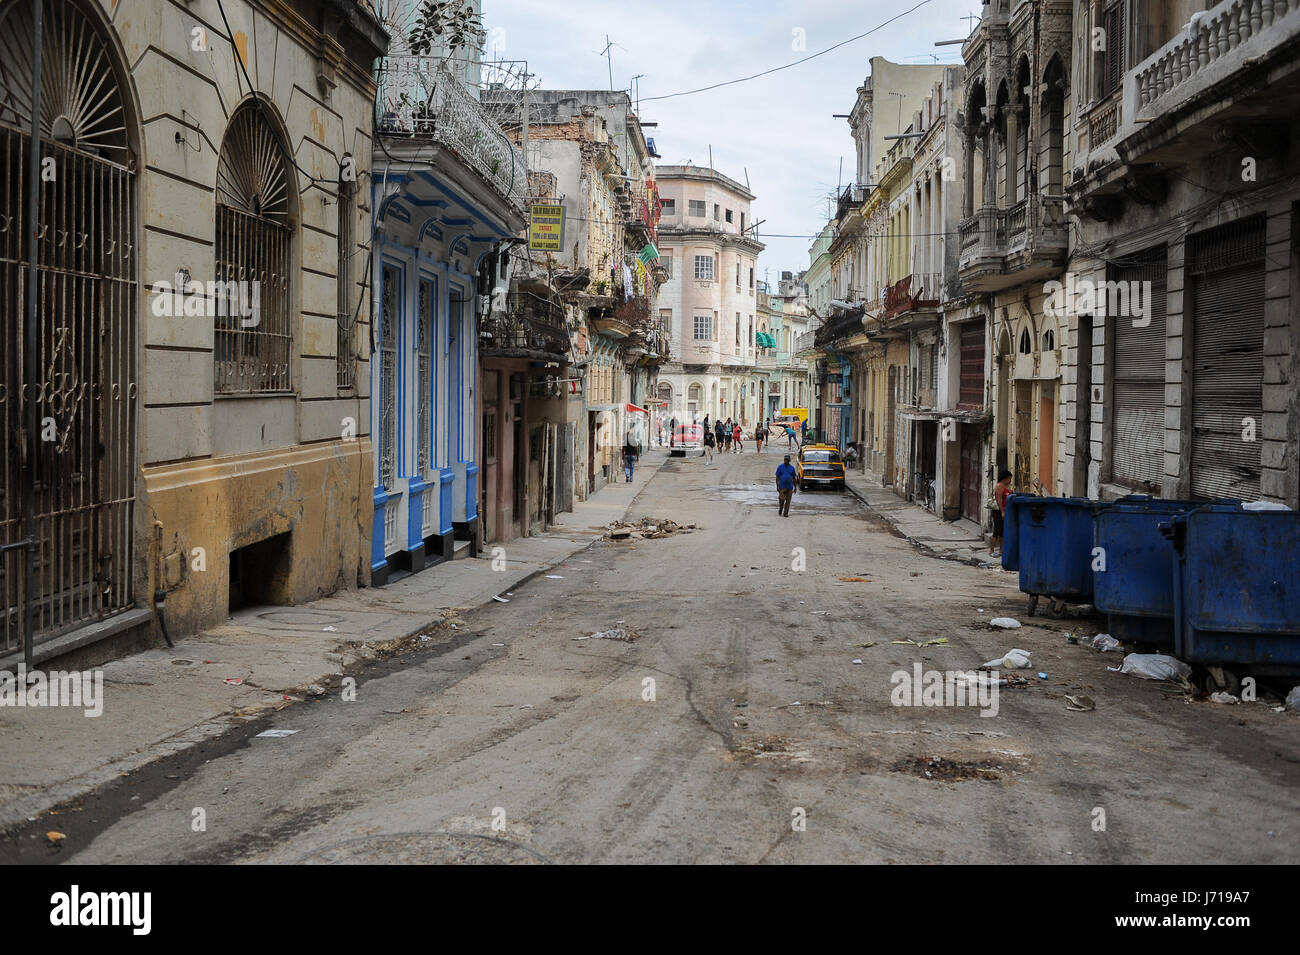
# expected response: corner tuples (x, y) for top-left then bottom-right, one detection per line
(775, 454), (797, 518)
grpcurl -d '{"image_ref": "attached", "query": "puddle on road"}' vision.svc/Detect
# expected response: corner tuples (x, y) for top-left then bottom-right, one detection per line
(705, 483), (864, 514)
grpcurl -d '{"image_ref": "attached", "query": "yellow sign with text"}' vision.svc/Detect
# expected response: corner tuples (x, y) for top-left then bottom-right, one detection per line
(528, 204), (565, 251)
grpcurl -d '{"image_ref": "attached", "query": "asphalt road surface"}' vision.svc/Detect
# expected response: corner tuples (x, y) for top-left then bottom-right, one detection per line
(11, 450), (1299, 863)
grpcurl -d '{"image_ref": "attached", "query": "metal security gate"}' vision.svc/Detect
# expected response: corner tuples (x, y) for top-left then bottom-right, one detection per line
(1110, 249), (1167, 489)
(0, 0), (137, 657)
(1189, 216), (1265, 501)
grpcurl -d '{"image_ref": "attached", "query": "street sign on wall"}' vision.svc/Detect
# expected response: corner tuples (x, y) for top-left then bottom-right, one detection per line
(528, 204), (565, 251)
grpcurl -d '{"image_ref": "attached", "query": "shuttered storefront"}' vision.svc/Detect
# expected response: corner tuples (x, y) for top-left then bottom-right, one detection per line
(1189, 216), (1265, 501)
(958, 320), (986, 409)
(1110, 249), (1167, 489)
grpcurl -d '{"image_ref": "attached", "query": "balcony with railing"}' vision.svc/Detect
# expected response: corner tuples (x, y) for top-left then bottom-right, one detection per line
(835, 183), (871, 222)
(881, 272), (942, 322)
(481, 291), (570, 361)
(376, 56), (527, 212)
(958, 193), (1068, 293)
(1108, 0), (1300, 171)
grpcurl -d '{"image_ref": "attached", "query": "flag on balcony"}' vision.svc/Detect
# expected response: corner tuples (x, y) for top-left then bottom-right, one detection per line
(638, 243), (659, 265)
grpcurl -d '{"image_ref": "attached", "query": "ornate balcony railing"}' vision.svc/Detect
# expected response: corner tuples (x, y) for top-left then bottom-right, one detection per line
(1005, 197), (1029, 241)
(481, 291), (569, 359)
(376, 56), (527, 210)
(1136, 0), (1297, 113)
(1087, 91), (1122, 146)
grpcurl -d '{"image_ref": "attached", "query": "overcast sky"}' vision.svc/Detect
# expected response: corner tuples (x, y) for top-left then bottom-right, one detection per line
(487, 0), (977, 281)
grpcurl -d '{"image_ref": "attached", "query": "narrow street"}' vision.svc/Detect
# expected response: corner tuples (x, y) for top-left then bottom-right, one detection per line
(22, 453), (1297, 865)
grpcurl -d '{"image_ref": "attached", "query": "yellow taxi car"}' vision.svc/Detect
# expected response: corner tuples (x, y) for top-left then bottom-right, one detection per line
(796, 444), (846, 491)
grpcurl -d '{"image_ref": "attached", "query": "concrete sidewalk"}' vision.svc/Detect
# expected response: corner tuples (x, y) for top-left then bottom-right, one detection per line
(842, 467), (996, 566)
(0, 452), (665, 830)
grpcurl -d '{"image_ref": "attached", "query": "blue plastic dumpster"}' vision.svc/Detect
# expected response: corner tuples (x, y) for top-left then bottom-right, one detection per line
(1093, 498), (1237, 648)
(1001, 495), (1104, 616)
(1162, 505), (1300, 671)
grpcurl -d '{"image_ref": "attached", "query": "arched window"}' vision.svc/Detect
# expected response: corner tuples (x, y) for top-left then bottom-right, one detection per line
(215, 104), (293, 393)
(0, 0), (139, 649)
(1019, 327), (1032, 354)
(1043, 328), (1056, 351)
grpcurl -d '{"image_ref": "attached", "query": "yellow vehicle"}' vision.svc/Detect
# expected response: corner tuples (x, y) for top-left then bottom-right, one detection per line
(796, 444), (845, 491)
(771, 407), (809, 433)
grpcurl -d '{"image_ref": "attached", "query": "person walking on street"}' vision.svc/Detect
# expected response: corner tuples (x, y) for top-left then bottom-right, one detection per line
(669, 416), (677, 448)
(723, 418), (733, 453)
(715, 418), (726, 453)
(800, 417), (808, 444)
(991, 470), (1013, 557)
(784, 424), (797, 448)
(733, 421), (744, 452)
(703, 426), (715, 463)
(776, 454), (797, 517)
(755, 422), (765, 454)
(622, 432), (640, 482)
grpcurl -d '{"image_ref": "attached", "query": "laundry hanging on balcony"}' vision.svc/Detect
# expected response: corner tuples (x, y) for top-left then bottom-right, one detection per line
(638, 243), (660, 265)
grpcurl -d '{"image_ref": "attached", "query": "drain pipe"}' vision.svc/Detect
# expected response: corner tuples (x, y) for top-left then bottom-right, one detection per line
(151, 521), (174, 649)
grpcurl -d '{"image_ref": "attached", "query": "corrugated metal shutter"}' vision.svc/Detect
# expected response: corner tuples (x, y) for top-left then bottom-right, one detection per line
(958, 320), (985, 409)
(1189, 216), (1265, 501)
(1110, 249), (1167, 489)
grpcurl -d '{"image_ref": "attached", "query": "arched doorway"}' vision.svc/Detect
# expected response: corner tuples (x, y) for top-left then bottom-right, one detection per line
(0, 0), (139, 656)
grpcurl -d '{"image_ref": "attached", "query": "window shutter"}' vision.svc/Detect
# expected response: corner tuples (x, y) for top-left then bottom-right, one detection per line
(1109, 248), (1167, 489)
(1189, 216), (1266, 501)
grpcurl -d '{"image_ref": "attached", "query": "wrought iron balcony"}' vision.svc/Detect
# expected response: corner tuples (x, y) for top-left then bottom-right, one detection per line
(376, 56), (527, 211)
(481, 291), (569, 360)
(835, 183), (871, 222)
(882, 273), (942, 320)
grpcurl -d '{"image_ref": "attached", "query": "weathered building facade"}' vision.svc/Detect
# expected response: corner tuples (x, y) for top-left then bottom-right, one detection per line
(956, 0), (1073, 528)
(1063, 0), (1300, 506)
(0, 0), (385, 663)
(370, 1), (525, 582)
(655, 164), (763, 428)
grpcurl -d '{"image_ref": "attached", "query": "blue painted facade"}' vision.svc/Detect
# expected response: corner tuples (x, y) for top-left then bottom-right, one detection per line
(369, 160), (524, 583)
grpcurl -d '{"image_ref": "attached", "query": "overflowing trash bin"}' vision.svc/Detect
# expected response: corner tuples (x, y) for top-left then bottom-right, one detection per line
(1161, 504), (1300, 670)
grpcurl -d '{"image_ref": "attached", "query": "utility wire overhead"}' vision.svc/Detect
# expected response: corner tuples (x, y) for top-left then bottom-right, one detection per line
(640, 0), (934, 102)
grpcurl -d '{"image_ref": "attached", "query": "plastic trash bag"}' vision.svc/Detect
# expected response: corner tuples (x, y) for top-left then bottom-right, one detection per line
(1091, 633), (1123, 653)
(983, 648), (1031, 669)
(1119, 653), (1192, 681)
(989, 617), (1022, 629)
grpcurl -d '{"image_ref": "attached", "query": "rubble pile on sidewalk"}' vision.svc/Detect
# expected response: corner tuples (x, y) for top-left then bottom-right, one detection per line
(605, 517), (695, 540)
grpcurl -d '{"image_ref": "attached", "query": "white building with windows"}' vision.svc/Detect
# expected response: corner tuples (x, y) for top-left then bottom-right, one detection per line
(653, 165), (765, 429)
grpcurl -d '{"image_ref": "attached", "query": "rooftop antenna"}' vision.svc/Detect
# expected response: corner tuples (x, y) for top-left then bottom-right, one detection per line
(598, 35), (619, 91)
(743, 167), (750, 191)
(630, 73), (644, 113)
(708, 144), (713, 170)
